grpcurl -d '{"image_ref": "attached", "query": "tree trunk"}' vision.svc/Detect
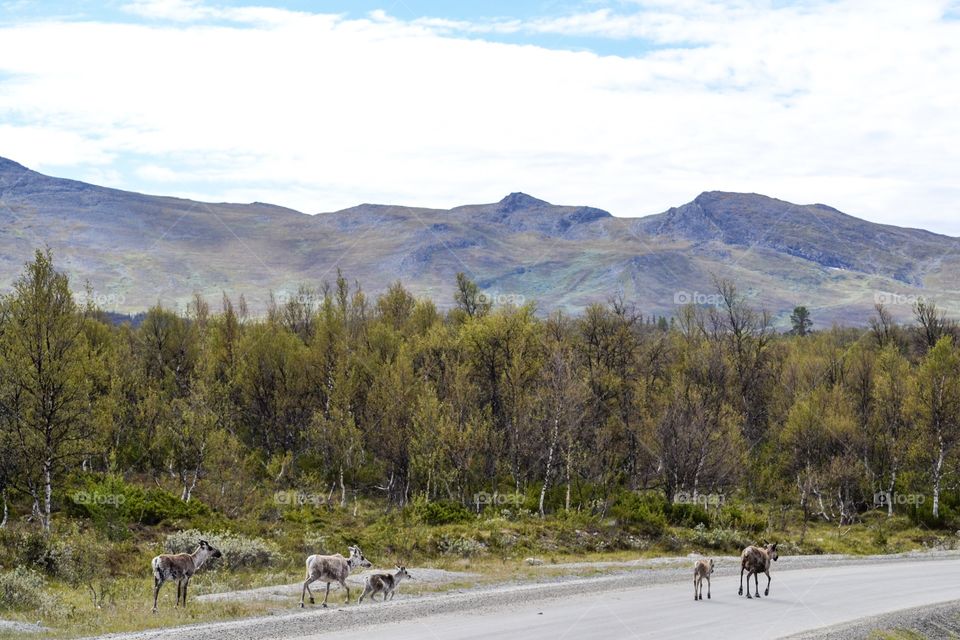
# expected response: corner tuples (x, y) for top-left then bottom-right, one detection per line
(339, 466), (347, 508)
(886, 470), (896, 518)
(933, 437), (944, 519)
(539, 416), (560, 517)
(1, 489), (7, 529)
(43, 460), (53, 532)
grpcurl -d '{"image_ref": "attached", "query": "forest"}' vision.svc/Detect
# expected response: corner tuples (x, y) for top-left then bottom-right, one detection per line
(1, 249), (960, 633)
(1, 249), (958, 531)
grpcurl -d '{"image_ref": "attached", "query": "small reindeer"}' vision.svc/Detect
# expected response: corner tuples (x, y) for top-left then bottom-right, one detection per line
(358, 565), (413, 603)
(739, 543), (778, 599)
(151, 539), (222, 612)
(300, 545), (372, 607)
(693, 558), (714, 601)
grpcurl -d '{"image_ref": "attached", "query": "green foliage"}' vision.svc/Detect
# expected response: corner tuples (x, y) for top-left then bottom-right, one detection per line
(666, 502), (712, 528)
(65, 474), (209, 530)
(717, 503), (767, 534)
(414, 498), (474, 526)
(0, 567), (54, 612)
(610, 492), (668, 536)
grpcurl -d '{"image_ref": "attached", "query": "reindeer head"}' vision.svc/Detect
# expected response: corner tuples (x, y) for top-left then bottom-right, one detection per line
(347, 545), (372, 569)
(767, 542), (778, 561)
(708, 558), (715, 574)
(395, 565), (413, 580)
(198, 539), (223, 560)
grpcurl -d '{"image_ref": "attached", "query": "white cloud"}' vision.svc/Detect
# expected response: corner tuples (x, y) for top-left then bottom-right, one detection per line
(0, 1), (958, 234)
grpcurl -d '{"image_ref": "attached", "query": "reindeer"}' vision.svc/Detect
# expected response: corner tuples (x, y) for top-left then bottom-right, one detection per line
(739, 543), (778, 599)
(358, 565), (412, 603)
(693, 558), (714, 601)
(151, 539), (222, 612)
(300, 545), (372, 607)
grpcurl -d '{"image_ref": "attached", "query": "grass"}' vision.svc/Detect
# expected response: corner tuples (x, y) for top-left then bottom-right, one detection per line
(0, 501), (956, 639)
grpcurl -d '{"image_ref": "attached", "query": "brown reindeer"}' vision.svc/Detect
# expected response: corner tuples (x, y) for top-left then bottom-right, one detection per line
(151, 539), (222, 612)
(693, 558), (714, 600)
(739, 543), (778, 599)
(300, 545), (372, 607)
(358, 566), (413, 603)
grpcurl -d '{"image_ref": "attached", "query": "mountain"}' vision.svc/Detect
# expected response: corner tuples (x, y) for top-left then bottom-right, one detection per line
(1, 157), (958, 327)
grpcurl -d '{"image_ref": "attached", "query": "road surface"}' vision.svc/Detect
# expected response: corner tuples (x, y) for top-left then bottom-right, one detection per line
(294, 559), (957, 639)
(96, 556), (960, 640)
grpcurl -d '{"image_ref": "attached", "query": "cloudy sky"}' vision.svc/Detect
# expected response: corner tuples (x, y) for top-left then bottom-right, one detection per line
(1, 0), (958, 233)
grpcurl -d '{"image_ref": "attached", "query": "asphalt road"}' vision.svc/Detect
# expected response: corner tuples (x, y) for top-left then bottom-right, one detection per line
(295, 559), (958, 640)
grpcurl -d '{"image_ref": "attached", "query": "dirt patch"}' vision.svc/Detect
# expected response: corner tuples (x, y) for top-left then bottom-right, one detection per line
(195, 567), (479, 603)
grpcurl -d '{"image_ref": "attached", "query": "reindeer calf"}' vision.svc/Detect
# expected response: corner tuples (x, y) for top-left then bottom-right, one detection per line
(693, 558), (714, 601)
(739, 543), (778, 599)
(151, 539), (222, 612)
(358, 566), (412, 603)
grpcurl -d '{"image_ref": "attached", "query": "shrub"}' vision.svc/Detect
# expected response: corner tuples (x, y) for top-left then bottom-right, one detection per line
(434, 534), (488, 557)
(164, 529), (279, 570)
(666, 502), (711, 528)
(689, 523), (753, 551)
(414, 498), (473, 526)
(0, 567), (55, 612)
(65, 474), (210, 532)
(610, 492), (668, 536)
(718, 503), (766, 534)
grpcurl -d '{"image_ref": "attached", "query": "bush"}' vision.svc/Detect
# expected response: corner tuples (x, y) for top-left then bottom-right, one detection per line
(414, 498), (473, 526)
(610, 492), (668, 536)
(0, 567), (55, 612)
(689, 523), (753, 551)
(164, 529), (279, 570)
(718, 503), (766, 534)
(434, 534), (488, 557)
(65, 474), (210, 532)
(666, 502), (711, 528)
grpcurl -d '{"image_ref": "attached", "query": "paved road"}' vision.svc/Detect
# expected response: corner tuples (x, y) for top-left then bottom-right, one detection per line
(297, 560), (958, 640)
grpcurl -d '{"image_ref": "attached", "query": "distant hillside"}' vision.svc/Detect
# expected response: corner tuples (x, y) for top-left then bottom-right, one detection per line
(2, 156), (959, 327)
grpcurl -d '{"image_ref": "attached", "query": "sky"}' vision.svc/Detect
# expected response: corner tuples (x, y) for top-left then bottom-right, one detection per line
(1, 0), (959, 233)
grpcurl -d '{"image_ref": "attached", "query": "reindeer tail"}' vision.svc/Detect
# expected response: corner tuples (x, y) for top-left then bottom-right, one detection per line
(151, 556), (162, 580)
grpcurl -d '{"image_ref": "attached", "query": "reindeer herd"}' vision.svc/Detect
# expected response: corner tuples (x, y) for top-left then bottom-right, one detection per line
(150, 538), (779, 613)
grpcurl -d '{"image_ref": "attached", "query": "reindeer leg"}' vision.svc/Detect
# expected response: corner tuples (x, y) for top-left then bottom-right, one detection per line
(182, 578), (189, 608)
(754, 572), (760, 598)
(175, 580), (182, 608)
(152, 577), (163, 613)
(694, 576), (699, 600)
(300, 577), (314, 607)
(341, 579), (350, 605)
(746, 571), (753, 598)
(739, 566), (744, 596)
(707, 575), (711, 599)
(765, 570), (771, 597)
(321, 582), (331, 607)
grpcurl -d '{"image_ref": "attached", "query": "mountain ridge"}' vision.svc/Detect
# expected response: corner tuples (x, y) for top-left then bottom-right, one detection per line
(2, 156), (958, 326)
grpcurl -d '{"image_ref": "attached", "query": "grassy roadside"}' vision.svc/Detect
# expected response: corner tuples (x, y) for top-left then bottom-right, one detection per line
(1, 504), (957, 639)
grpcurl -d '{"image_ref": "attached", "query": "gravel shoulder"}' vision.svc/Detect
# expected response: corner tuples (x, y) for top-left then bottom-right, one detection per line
(785, 599), (960, 639)
(85, 550), (960, 640)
